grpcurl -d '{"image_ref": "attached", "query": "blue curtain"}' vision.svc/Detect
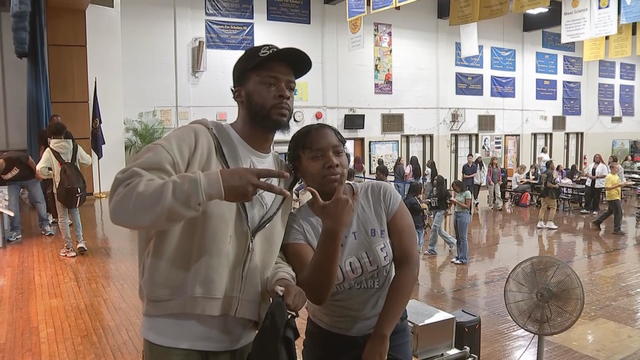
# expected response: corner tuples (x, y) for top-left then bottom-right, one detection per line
(26, 0), (51, 160)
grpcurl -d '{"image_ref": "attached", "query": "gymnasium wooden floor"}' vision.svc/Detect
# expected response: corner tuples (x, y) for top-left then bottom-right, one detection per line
(1, 196), (640, 360)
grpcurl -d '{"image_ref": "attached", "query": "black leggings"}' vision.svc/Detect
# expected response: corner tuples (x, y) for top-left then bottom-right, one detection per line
(585, 187), (603, 212)
(473, 184), (481, 200)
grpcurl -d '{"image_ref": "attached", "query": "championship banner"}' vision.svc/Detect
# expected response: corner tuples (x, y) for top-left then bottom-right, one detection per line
(456, 73), (484, 96)
(563, 55), (583, 75)
(598, 83), (614, 99)
(598, 83), (614, 116)
(621, 0), (640, 24)
(205, 20), (254, 50)
(491, 47), (516, 71)
(536, 52), (557, 74)
(620, 84), (635, 116)
(542, 31), (575, 52)
(583, 36), (605, 61)
(563, 80), (581, 99)
(347, 0), (367, 20)
(479, 0), (509, 20)
(374, 23), (393, 94)
(598, 59), (616, 78)
(562, 81), (581, 116)
(608, 24), (632, 59)
(620, 63), (636, 81)
(590, 0), (618, 38)
(490, 76), (515, 98)
(561, 0), (591, 43)
(512, 0), (550, 13)
(456, 42), (483, 68)
(371, 0), (395, 14)
(267, 0), (311, 25)
(397, 0), (419, 6)
(449, 0), (480, 25)
(205, 0), (254, 19)
(536, 79), (557, 100)
(348, 17), (364, 52)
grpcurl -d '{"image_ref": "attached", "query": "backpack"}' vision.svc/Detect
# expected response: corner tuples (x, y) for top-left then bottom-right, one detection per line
(248, 295), (299, 360)
(517, 192), (531, 207)
(50, 144), (87, 209)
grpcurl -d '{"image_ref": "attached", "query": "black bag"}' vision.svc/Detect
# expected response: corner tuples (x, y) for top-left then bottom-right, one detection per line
(248, 295), (299, 360)
(50, 144), (87, 209)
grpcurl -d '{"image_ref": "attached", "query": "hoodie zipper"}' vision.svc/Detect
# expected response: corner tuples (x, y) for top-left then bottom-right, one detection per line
(204, 123), (289, 316)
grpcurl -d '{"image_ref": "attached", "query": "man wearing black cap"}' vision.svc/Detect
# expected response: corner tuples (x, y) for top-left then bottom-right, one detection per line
(109, 45), (312, 359)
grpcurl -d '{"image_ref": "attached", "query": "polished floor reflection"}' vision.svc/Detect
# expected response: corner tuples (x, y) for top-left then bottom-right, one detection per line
(1, 196), (639, 359)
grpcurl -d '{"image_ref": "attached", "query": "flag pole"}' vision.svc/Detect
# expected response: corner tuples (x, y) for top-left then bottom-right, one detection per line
(95, 156), (106, 198)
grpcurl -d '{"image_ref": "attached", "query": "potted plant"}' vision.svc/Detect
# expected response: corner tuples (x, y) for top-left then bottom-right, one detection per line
(124, 117), (167, 163)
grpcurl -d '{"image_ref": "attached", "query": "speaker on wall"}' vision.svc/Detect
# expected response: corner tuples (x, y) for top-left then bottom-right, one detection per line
(192, 38), (207, 76)
(344, 114), (365, 130)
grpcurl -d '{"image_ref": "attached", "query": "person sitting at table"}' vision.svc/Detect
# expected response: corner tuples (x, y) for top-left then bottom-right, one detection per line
(525, 164), (540, 184)
(512, 165), (531, 193)
(555, 165), (568, 183)
(566, 165), (579, 183)
(622, 155), (634, 171)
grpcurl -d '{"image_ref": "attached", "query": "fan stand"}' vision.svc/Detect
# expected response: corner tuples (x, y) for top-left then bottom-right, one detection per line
(537, 335), (544, 360)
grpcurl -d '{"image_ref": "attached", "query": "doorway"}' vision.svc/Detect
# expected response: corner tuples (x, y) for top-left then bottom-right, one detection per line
(450, 134), (479, 181)
(346, 138), (365, 169)
(401, 134), (434, 174)
(503, 135), (520, 177)
(532, 133), (553, 164)
(564, 132), (584, 170)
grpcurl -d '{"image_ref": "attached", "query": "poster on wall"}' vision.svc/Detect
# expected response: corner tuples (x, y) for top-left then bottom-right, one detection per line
(542, 31), (575, 52)
(205, 20), (254, 50)
(369, 140), (399, 174)
(371, 0), (395, 13)
(455, 42), (483, 68)
(490, 76), (515, 98)
(620, 84), (635, 116)
(456, 73), (483, 96)
(536, 79), (557, 100)
(620, 63), (636, 81)
(631, 141), (640, 160)
(562, 81), (581, 116)
(348, 17), (364, 52)
(563, 55), (583, 75)
(612, 139), (631, 161)
(598, 60), (616, 78)
(449, 0), (480, 25)
(490, 47), (516, 71)
(513, 0), (549, 12)
(621, 0), (640, 24)
(374, 23), (393, 95)
(479, 0), (509, 20)
(536, 52), (557, 74)
(294, 81), (308, 102)
(205, 0), (254, 19)
(481, 135), (491, 157)
(267, 0), (310, 24)
(608, 24), (632, 59)
(591, 0), (618, 38)
(583, 36), (605, 61)
(493, 135), (503, 159)
(346, 0), (367, 20)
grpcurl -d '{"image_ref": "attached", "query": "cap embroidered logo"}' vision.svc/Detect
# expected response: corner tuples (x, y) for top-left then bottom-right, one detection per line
(259, 45), (279, 57)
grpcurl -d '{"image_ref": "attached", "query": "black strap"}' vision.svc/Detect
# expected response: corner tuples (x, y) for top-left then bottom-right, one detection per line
(50, 148), (66, 164)
(71, 143), (78, 165)
(49, 143), (78, 165)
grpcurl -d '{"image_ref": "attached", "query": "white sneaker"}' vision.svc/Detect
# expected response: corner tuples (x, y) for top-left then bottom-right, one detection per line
(580, 209), (590, 214)
(77, 241), (88, 254)
(592, 211), (598, 216)
(546, 222), (558, 230)
(537, 221), (546, 229)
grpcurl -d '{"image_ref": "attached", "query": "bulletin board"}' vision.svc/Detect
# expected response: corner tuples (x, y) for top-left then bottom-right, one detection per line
(369, 140), (399, 174)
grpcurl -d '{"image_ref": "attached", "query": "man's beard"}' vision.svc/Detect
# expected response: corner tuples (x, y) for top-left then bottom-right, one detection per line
(245, 94), (291, 133)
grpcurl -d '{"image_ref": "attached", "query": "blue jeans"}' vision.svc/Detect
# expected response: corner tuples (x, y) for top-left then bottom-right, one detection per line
(416, 227), (425, 250)
(302, 311), (412, 360)
(428, 210), (457, 251)
(55, 199), (83, 249)
(7, 179), (49, 233)
(454, 211), (471, 263)
(394, 183), (405, 198)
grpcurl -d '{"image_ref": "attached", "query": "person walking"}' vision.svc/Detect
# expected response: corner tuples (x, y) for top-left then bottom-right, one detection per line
(592, 163), (631, 235)
(537, 160), (560, 230)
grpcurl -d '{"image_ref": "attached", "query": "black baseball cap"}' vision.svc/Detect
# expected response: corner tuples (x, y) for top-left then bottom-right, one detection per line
(232, 44), (312, 87)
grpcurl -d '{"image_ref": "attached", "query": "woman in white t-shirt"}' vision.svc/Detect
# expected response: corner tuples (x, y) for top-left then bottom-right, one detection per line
(282, 124), (417, 360)
(538, 147), (551, 173)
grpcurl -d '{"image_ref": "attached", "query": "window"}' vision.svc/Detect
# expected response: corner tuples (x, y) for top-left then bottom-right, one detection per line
(564, 133), (584, 170)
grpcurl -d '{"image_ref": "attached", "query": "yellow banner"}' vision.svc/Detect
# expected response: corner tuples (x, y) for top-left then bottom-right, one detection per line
(450, 0), (480, 25)
(609, 24), (632, 58)
(479, 0), (509, 20)
(512, 0), (550, 13)
(583, 37), (605, 61)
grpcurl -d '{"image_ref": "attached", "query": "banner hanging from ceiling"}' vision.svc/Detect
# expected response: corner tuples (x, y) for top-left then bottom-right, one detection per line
(347, 0), (367, 20)
(563, 55), (583, 75)
(371, 0), (395, 13)
(205, 0), (254, 19)
(536, 52), (557, 74)
(348, 17), (364, 51)
(374, 23), (393, 94)
(562, 81), (581, 116)
(456, 73), (484, 96)
(583, 36), (605, 61)
(591, 0), (618, 38)
(479, 0), (509, 20)
(491, 47), (516, 71)
(512, 0), (550, 13)
(608, 24), (632, 59)
(449, 0), (480, 25)
(491, 76), (515, 98)
(598, 83), (614, 116)
(561, 0), (591, 43)
(267, 0), (310, 24)
(397, 0), (419, 6)
(621, 0), (640, 24)
(205, 20), (254, 50)
(620, 63), (636, 81)
(536, 79), (557, 100)
(620, 84), (635, 116)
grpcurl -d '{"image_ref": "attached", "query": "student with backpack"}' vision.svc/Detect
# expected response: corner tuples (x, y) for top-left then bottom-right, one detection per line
(37, 122), (92, 257)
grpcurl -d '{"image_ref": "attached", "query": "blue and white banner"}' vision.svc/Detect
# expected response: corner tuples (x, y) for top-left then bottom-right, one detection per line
(562, 81), (581, 116)
(491, 47), (516, 71)
(347, 0), (366, 20)
(598, 60), (616, 78)
(491, 76), (515, 98)
(599, 100), (614, 116)
(205, 0), (254, 19)
(371, 0), (395, 13)
(563, 55), (583, 76)
(267, 0), (310, 24)
(536, 79), (557, 100)
(205, 20), (254, 50)
(536, 52), (557, 74)
(620, 84), (635, 116)
(598, 83), (614, 99)
(455, 42), (483, 68)
(542, 30), (575, 52)
(456, 73), (484, 96)
(621, 0), (640, 24)
(620, 62), (636, 81)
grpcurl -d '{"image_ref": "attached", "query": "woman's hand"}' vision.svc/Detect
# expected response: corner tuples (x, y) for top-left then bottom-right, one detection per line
(362, 332), (390, 360)
(307, 183), (357, 232)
